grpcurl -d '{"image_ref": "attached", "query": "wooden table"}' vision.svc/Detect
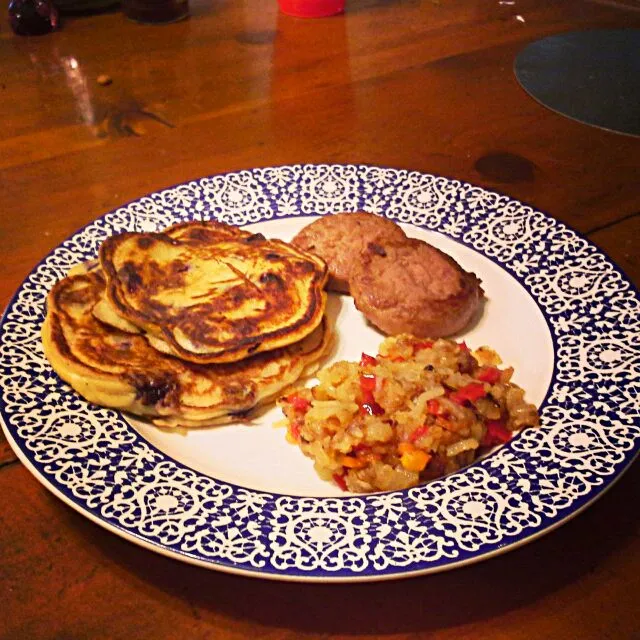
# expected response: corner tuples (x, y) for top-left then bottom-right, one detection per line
(1, 1), (639, 637)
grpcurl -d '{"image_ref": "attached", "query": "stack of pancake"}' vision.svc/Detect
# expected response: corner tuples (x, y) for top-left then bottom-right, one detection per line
(42, 221), (331, 428)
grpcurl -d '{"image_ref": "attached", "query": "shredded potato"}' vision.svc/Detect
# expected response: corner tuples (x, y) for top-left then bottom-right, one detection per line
(278, 335), (540, 493)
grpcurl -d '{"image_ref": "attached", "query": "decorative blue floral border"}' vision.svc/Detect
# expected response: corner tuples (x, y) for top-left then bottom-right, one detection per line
(1, 164), (638, 581)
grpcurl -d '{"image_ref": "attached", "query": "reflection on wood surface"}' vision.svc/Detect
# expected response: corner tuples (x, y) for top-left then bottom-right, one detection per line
(0, 0), (639, 637)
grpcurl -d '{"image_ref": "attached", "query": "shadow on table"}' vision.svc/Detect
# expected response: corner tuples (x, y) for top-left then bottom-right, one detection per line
(69, 460), (639, 635)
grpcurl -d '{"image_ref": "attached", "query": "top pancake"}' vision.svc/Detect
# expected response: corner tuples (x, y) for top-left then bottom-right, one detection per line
(98, 221), (328, 364)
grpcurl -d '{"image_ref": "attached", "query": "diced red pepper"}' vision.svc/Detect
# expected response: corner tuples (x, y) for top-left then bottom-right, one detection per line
(477, 366), (501, 384)
(449, 382), (487, 405)
(360, 401), (385, 416)
(287, 394), (311, 412)
(426, 399), (441, 415)
(333, 472), (348, 491)
(409, 425), (430, 443)
(359, 373), (376, 393)
(413, 340), (434, 351)
(361, 386), (374, 404)
(290, 420), (302, 442)
(360, 353), (377, 367)
(481, 420), (512, 447)
(358, 374), (384, 415)
(458, 341), (470, 352)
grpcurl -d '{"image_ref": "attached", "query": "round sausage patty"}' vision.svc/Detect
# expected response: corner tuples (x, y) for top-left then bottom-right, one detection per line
(350, 239), (483, 338)
(291, 212), (407, 293)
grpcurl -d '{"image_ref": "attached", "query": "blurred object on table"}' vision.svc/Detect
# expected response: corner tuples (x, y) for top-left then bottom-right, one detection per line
(55, 0), (119, 14)
(8, 0), (59, 35)
(122, 0), (188, 23)
(272, 0), (355, 132)
(515, 29), (640, 137)
(278, 0), (345, 18)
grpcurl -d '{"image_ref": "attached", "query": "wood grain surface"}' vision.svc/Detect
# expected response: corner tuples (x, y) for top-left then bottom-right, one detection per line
(1, 0), (638, 638)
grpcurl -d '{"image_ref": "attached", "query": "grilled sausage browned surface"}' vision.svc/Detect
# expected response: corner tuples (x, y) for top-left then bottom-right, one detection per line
(350, 238), (483, 338)
(292, 212), (407, 293)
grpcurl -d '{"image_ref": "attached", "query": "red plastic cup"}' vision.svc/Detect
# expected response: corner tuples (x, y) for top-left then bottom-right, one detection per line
(278, 0), (345, 18)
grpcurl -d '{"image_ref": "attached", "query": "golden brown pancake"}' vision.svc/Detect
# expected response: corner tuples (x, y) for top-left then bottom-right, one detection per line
(42, 266), (332, 428)
(97, 220), (328, 364)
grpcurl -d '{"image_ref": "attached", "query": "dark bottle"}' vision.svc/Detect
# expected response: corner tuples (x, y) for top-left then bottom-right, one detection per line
(8, 0), (59, 36)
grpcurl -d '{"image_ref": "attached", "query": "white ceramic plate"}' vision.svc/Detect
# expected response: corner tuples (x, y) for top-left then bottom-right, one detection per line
(1, 164), (638, 582)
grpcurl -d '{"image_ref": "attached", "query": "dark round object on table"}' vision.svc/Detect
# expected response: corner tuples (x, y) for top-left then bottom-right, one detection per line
(514, 29), (640, 137)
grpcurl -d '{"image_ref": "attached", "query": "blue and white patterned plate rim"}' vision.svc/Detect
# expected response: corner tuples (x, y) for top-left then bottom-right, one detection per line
(1, 163), (638, 582)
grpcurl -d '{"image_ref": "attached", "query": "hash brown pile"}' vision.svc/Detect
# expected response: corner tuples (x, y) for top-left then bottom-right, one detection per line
(279, 335), (539, 493)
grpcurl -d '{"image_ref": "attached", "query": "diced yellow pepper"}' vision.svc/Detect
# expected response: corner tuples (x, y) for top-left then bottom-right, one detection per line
(340, 455), (367, 469)
(401, 449), (431, 472)
(397, 441), (415, 455)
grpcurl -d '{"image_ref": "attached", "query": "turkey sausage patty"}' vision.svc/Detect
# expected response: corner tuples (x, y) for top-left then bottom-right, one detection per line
(291, 212), (407, 293)
(350, 239), (483, 338)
